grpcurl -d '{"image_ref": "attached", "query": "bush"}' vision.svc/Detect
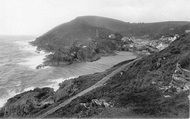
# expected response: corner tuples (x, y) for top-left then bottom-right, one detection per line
(170, 47), (181, 54)
(118, 86), (164, 115)
(73, 104), (87, 113)
(0, 109), (4, 117)
(179, 54), (190, 69)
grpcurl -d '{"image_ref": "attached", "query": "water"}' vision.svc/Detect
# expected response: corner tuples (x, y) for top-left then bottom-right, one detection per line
(0, 36), (136, 107)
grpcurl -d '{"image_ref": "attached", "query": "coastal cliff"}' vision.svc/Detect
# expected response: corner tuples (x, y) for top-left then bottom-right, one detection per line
(1, 33), (190, 118)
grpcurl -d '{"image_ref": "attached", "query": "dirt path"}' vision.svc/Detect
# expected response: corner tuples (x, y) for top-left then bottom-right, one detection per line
(37, 58), (140, 118)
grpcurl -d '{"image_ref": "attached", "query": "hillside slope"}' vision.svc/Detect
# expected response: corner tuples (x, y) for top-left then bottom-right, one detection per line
(31, 16), (190, 52)
(1, 31), (190, 118)
(46, 33), (190, 118)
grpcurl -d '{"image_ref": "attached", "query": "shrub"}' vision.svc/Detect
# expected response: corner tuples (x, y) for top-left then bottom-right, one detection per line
(179, 54), (190, 69)
(170, 47), (181, 54)
(118, 86), (164, 115)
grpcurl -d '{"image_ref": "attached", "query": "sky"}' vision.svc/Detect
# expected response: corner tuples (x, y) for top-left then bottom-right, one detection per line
(1, 0), (190, 36)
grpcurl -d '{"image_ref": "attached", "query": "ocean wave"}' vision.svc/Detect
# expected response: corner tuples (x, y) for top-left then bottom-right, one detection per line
(15, 40), (50, 69)
(46, 77), (76, 91)
(18, 55), (47, 69)
(0, 88), (19, 108)
(14, 40), (37, 53)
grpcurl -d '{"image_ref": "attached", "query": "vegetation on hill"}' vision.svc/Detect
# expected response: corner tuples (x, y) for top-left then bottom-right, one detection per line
(46, 33), (190, 118)
(32, 16), (190, 49)
(34, 32), (127, 68)
(31, 16), (190, 51)
(30, 16), (190, 67)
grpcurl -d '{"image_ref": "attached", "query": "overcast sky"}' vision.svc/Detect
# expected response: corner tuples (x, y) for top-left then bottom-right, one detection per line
(1, 0), (190, 35)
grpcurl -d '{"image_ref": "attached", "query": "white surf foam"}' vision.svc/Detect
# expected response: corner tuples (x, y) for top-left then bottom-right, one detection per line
(0, 86), (38, 108)
(18, 55), (47, 69)
(15, 40), (36, 53)
(23, 86), (35, 92)
(0, 89), (19, 108)
(47, 77), (77, 91)
(0, 76), (76, 108)
(0, 98), (9, 108)
(15, 40), (50, 69)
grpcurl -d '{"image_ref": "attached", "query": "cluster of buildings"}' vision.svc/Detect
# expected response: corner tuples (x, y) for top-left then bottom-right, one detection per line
(185, 30), (190, 33)
(148, 34), (179, 51)
(108, 34), (159, 55)
(100, 32), (181, 56)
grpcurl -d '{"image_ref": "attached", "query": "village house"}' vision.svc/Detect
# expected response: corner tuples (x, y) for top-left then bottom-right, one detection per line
(108, 34), (116, 39)
(121, 37), (128, 42)
(185, 30), (190, 33)
(121, 36), (134, 44)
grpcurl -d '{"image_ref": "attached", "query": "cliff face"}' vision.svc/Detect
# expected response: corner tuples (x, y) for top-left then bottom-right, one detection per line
(1, 34), (190, 118)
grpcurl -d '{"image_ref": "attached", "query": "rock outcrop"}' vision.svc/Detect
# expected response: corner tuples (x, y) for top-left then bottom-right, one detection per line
(171, 63), (190, 93)
(0, 88), (55, 117)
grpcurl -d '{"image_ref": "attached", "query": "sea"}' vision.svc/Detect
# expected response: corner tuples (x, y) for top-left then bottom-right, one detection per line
(0, 36), (137, 107)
